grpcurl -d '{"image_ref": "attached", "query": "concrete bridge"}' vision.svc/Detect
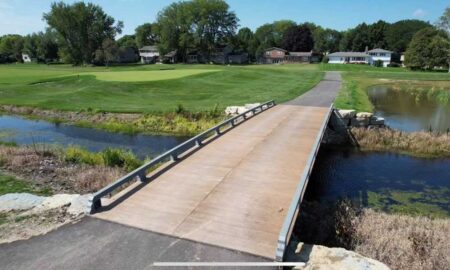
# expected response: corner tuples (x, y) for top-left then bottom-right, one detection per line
(0, 72), (341, 269)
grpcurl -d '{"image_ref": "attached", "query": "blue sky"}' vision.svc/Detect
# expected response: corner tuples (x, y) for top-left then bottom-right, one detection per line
(0, 0), (448, 36)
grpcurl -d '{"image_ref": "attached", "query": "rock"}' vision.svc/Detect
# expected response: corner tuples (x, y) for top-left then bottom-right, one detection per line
(337, 109), (356, 119)
(293, 243), (390, 270)
(370, 117), (385, 126)
(68, 194), (93, 216)
(244, 103), (261, 110)
(29, 194), (80, 214)
(356, 112), (374, 118)
(0, 193), (45, 212)
(351, 117), (369, 127)
(224, 106), (240, 115)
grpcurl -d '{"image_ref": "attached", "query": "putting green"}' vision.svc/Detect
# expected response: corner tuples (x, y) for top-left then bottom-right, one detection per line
(88, 69), (220, 82)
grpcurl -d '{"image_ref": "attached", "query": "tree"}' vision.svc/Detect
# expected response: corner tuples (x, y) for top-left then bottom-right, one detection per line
(117, 35), (137, 50)
(311, 26), (341, 53)
(235, 27), (257, 59)
(436, 6), (450, 36)
(36, 30), (59, 62)
(23, 33), (39, 59)
(404, 27), (450, 70)
(368, 20), (389, 48)
(0, 35), (24, 62)
(135, 23), (158, 48)
(43, 1), (123, 65)
(282, 24), (314, 52)
(156, 0), (238, 62)
(351, 23), (370, 51)
(254, 20), (296, 56)
(94, 38), (119, 66)
(385, 20), (431, 52)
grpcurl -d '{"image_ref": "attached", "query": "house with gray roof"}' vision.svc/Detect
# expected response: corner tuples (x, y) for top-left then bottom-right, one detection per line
(139, 45), (159, 64)
(327, 52), (372, 65)
(327, 48), (393, 67)
(368, 48), (393, 67)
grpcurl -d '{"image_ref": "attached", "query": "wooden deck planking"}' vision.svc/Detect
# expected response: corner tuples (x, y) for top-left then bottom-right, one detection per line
(94, 104), (330, 259)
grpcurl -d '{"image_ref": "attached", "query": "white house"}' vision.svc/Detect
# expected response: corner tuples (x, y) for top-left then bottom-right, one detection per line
(22, 53), (32, 63)
(139, 46), (159, 64)
(327, 52), (372, 65)
(368, 48), (392, 67)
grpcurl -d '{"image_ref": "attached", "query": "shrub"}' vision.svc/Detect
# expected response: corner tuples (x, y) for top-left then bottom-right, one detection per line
(64, 147), (103, 166)
(373, 60), (383, 67)
(101, 148), (142, 171)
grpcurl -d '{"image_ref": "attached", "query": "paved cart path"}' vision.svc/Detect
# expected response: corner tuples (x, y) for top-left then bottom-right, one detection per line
(0, 72), (341, 269)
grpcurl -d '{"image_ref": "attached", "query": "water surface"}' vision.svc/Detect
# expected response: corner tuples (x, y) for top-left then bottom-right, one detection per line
(0, 115), (189, 159)
(306, 147), (450, 217)
(368, 85), (449, 132)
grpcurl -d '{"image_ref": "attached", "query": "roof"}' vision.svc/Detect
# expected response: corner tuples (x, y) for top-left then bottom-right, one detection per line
(264, 47), (288, 52)
(327, 52), (370, 57)
(289, 52), (313, 57)
(164, 50), (177, 57)
(368, 48), (392, 53)
(139, 45), (158, 51)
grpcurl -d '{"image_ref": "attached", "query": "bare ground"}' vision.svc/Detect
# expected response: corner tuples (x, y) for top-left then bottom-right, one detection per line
(0, 145), (125, 194)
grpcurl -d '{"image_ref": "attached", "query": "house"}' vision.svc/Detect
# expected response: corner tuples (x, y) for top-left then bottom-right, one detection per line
(228, 53), (249, 64)
(22, 53), (32, 63)
(327, 52), (372, 64)
(117, 47), (139, 63)
(262, 47), (287, 64)
(185, 46), (248, 64)
(400, 54), (405, 67)
(368, 48), (393, 67)
(139, 45), (159, 64)
(163, 50), (177, 63)
(262, 47), (321, 64)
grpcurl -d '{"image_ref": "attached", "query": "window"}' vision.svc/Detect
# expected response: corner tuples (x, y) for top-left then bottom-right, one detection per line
(379, 53), (386, 56)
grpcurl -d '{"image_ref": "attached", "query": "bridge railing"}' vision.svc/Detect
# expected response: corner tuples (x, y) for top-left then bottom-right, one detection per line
(90, 100), (276, 213)
(275, 104), (334, 262)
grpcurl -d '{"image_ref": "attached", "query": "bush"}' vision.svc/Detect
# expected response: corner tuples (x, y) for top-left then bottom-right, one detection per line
(388, 62), (401, 67)
(101, 148), (142, 171)
(322, 55), (329, 63)
(373, 60), (383, 67)
(65, 147), (142, 171)
(64, 147), (103, 165)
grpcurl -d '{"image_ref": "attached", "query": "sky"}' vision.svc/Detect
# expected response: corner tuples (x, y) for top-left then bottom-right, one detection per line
(0, 0), (448, 37)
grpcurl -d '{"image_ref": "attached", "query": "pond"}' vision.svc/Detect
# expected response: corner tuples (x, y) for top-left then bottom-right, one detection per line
(0, 115), (189, 159)
(305, 146), (450, 218)
(368, 85), (449, 132)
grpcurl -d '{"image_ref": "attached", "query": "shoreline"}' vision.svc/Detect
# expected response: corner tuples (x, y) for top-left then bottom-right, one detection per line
(0, 105), (225, 137)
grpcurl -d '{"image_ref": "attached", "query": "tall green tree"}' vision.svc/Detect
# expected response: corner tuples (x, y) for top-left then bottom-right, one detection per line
(385, 19), (431, 52)
(235, 27), (257, 59)
(404, 27), (450, 70)
(368, 20), (389, 48)
(117, 35), (137, 50)
(135, 23), (158, 48)
(436, 6), (450, 36)
(282, 24), (314, 51)
(43, 1), (123, 64)
(312, 26), (341, 53)
(0, 34), (24, 62)
(156, 0), (238, 61)
(254, 20), (296, 56)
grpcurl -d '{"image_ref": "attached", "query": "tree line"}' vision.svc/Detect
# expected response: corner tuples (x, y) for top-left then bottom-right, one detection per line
(0, 1), (448, 70)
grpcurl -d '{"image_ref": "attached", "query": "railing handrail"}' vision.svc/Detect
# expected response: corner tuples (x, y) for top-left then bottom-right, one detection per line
(90, 100), (276, 212)
(275, 104), (334, 262)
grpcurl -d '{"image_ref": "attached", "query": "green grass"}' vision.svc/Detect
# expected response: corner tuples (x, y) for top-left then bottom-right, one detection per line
(0, 64), (323, 113)
(367, 188), (450, 219)
(0, 172), (52, 196)
(321, 64), (450, 112)
(89, 69), (220, 82)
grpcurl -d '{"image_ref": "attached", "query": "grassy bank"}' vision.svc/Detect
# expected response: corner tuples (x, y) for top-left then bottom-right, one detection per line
(294, 199), (450, 270)
(351, 127), (450, 158)
(0, 142), (141, 194)
(0, 172), (51, 196)
(0, 64), (322, 113)
(321, 64), (450, 112)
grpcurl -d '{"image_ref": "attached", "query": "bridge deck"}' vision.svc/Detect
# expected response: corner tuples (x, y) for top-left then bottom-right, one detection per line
(94, 104), (330, 259)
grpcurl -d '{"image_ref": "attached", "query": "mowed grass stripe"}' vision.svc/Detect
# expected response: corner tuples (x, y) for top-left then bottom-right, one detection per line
(0, 64), (323, 113)
(88, 69), (220, 82)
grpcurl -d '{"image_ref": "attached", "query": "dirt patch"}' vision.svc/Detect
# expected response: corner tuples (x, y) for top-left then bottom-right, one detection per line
(0, 145), (125, 194)
(0, 206), (82, 244)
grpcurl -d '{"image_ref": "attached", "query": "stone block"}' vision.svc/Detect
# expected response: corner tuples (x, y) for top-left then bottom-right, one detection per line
(351, 117), (369, 127)
(337, 109), (356, 119)
(356, 112), (374, 118)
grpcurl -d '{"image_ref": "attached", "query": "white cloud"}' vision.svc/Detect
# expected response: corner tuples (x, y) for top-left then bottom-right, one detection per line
(412, 8), (426, 18)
